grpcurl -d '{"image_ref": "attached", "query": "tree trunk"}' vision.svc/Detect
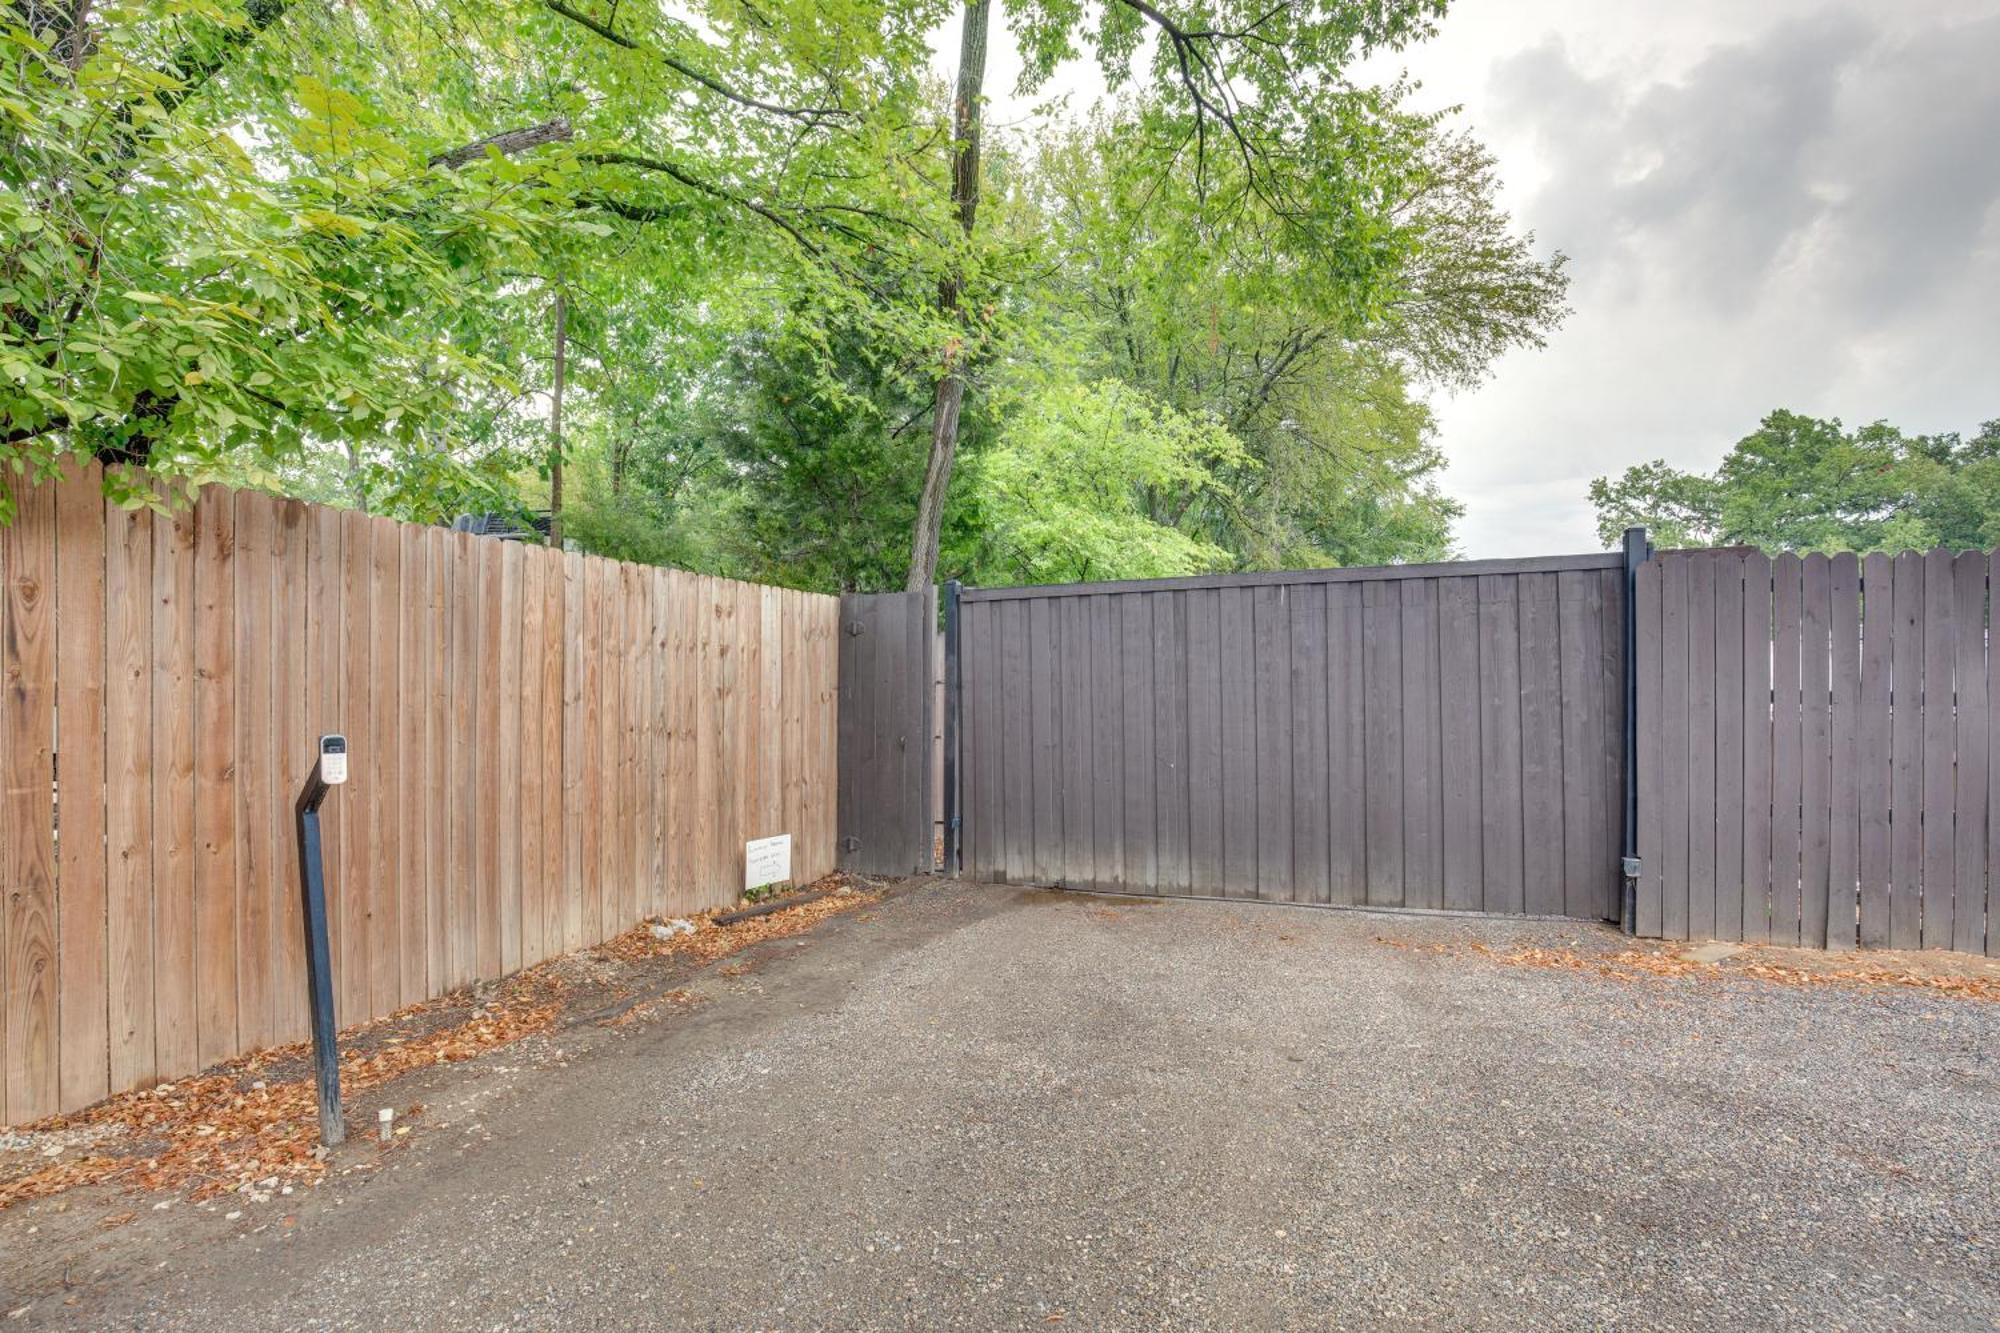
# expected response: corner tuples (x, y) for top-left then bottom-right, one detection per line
(905, 0), (990, 592)
(547, 291), (567, 548)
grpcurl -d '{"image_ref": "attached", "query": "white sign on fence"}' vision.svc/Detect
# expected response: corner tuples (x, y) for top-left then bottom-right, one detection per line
(745, 834), (792, 892)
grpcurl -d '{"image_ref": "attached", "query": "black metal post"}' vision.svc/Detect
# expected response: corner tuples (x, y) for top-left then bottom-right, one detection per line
(294, 763), (343, 1147)
(1619, 526), (1651, 934)
(941, 579), (962, 876)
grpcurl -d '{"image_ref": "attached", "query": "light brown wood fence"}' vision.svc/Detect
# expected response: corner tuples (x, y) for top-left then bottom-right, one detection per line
(1636, 547), (1995, 955)
(1, 464), (838, 1124)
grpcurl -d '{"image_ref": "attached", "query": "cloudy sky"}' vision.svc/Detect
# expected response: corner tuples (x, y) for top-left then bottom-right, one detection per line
(958, 0), (2000, 557)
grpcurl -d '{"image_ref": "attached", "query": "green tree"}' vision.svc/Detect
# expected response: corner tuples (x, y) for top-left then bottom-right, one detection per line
(0, 0), (584, 515)
(1589, 411), (2000, 553)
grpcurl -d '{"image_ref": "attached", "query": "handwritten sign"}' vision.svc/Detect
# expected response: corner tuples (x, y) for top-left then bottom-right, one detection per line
(745, 834), (792, 892)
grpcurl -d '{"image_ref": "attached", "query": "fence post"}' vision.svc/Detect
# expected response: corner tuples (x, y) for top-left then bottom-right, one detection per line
(1620, 526), (1651, 933)
(941, 580), (962, 876)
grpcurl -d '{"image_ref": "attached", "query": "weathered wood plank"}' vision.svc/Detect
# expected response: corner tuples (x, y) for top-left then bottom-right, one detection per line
(396, 520), (429, 1006)
(1711, 555), (1747, 941)
(1857, 553), (1893, 948)
(1951, 551), (1986, 956)
(1634, 558), (1662, 936)
(366, 517), (401, 1020)
(1438, 577), (1483, 912)
(1057, 595), (1094, 886)
(1399, 579), (1442, 909)
(537, 553), (562, 933)
(1184, 588), (1223, 897)
(105, 497), (155, 1089)
(1083, 596), (1122, 889)
(448, 535), (480, 981)
(1920, 548), (1957, 950)
(1153, 591), (1191, 896)
(1361, 580), (1404, 906)
(1520, 571), (1567, 919)
(1825, 553), (1861, 950)
(1800, 553), (1833, 947)
(1121, 594), (1159, 893)
(1767, 553), (1804, 945)
(1028, 596), (1061, 882)
(267, 500), (310, 1043)
(997, 596), (1033, 883)
(151, 503), (200, 1088)
(55, 463), (109, 1107)
(1218, 586), (1257, 898)
(231, 492), (274, 1055)
(1739, 553), (1774, 944)
(1252, 585), (1292, 900)
(1326, 583), (1366, 907)
(3, 477), (59, 1117)
(1477, 574), (1525, 917)
(194, 489), (241, 1066)
(1289, 584), (1331, 905)
(1683, 557), (1717, 939)
(497, 542), (523, 974)
(1888, 551), (1924, 950)
(1989, 551), (2000, 957)
(335, 509), (373, 1019)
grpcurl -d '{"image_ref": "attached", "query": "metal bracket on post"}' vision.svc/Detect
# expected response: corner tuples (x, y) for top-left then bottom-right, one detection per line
(294, 735), (348, 1148)
(941, 579), (962, 876)
(1620, 527), (1651, 935)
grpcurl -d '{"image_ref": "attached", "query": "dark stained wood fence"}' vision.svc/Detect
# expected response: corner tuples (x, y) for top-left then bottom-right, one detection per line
(1636, 547), (1996, 955)
(836, 589), (936, 876)
(958, 556), (1626, 916)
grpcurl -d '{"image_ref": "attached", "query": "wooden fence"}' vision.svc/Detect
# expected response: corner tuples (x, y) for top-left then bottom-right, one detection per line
(958, 556), (1627, 916)
(1636, 547), (1995, 955)
(1, 464), (839, 1124)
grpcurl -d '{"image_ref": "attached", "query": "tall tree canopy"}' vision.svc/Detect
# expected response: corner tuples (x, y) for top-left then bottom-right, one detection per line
(1590, 410), (2000, 553)
(3, 0), (1569, 590)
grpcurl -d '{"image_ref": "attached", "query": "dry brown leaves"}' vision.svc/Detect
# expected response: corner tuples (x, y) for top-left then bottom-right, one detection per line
(597, 873), (880, 967)
(0, 972), (565, 1212)
(1380, 936), (2000, 1001)
(1, 873), (884, 1214)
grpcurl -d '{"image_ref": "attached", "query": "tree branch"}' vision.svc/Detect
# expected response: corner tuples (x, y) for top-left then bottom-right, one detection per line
(543, 0), (848, 125)
(429, 117), (574, 168)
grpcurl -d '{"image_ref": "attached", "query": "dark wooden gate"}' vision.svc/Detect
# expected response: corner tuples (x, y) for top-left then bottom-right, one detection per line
(1635, 547), (1996, 955)
(956, 556), (1628, 918)
(836, 589), (936, 875)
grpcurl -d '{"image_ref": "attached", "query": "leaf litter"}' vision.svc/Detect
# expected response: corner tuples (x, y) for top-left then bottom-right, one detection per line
(0, 873), (883, 1212)
(1379, 935), (2000, 1001)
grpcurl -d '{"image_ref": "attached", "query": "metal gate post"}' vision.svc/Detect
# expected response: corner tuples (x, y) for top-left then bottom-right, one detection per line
(1620, 526), (1651, 933)
(941, 580), (962, 875)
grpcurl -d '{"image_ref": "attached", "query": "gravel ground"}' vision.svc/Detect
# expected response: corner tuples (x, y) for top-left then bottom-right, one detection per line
(7, 880), (1995, 1330)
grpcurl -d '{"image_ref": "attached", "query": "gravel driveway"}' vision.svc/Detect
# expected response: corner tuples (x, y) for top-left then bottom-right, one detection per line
(13, 880), (1997, 1330)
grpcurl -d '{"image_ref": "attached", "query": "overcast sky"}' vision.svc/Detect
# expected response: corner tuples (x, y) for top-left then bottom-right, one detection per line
(954, 0), (2000, 557)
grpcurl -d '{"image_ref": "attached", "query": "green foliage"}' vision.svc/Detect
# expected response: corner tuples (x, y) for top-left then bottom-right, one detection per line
(1, 0), (1571, 594)
(957, 378), (1242, 584)
(0, 0), (575, 515)
(1590, 411), (2000, 553)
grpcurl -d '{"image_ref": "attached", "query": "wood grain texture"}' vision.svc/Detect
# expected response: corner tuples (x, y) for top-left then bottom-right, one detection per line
(1888, 551), (1924, 949)
(193, 489), (240, 1066)
(1800, 554), (1833, 947)
(55, 462), (108, 1108)
(1711, 556), (1746, 942)
(1950, 551), (1986, 956)
(105, 497), (154, 1089)
(4, 476), (59, 1119)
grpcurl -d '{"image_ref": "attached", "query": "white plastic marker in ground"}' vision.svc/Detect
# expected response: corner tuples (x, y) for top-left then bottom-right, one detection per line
(378, 1108), (394, 1143)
